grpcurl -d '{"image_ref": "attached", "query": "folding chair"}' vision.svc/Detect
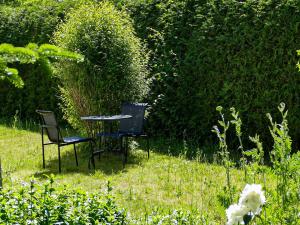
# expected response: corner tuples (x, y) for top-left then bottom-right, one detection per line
(36, 110), (93, 173)
(97, 103), (149, 165)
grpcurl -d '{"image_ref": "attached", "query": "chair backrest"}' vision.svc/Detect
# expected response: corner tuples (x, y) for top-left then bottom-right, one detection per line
(119, 103), (147, 134)
(36, 110), (62, 143)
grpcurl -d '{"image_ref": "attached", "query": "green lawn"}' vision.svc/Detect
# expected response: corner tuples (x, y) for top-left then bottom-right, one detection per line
(0, 122), (275, 223)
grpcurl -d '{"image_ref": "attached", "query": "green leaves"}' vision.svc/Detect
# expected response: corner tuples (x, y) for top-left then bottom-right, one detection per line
(2, 68), (24, 88)
(0, 0), (88, 119)
(38, 44), (84, 62)
(213, 104), (299, 224)
(0, 43), (37, 64)
(0, 43), (84, 88)
(0, 178), (128, 224)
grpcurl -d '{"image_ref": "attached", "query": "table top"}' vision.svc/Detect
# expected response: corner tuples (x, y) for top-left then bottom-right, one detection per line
(81, 114), (132, 121)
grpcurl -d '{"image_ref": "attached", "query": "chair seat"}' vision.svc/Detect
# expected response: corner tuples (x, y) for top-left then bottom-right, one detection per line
(63, 136), (92, 143)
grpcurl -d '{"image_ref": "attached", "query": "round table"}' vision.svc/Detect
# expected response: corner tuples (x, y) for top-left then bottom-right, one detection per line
(81, 114), (132, 168)
(81, 114), (132, 122)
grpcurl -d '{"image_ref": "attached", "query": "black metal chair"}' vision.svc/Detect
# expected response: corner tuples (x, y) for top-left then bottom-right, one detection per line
(36, 110), (93, 173)
(97, 102), (149, 165)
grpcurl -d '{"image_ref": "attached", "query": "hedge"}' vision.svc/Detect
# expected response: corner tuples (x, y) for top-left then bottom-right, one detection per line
(2, 0), (300, 150)
(117, 0), (300, 149)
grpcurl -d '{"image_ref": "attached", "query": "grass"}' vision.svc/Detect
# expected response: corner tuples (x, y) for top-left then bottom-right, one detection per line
(0, 120), (276, 223)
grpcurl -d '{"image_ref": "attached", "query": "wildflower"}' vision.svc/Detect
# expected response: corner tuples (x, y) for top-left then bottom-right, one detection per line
(226, 184), (266, 225)
(226, 204), (248, 225)
(238, 184), (265, 214)
(21, 181), (29, 187)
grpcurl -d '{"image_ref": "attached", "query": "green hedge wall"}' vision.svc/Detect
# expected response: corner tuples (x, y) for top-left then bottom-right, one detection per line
(0, 0), (83, 120)
(117, 0), (300, 148)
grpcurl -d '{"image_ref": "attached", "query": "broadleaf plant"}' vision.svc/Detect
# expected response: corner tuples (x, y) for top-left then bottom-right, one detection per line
(0, 43), (83, 88)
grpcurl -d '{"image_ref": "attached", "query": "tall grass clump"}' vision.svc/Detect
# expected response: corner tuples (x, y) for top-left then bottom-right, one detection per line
(53, 1), (149, 131)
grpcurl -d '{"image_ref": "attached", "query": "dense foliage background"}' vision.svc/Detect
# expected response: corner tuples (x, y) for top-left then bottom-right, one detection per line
(118, 0), (300, 149)
(1, 0), (300, 149)
(0, 0), (84, 120)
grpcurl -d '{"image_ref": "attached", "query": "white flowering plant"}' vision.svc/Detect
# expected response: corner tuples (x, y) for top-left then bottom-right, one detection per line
(226, 184), (266, 225)
(212, 106), (235, 205)
(214, 104), (299, 224)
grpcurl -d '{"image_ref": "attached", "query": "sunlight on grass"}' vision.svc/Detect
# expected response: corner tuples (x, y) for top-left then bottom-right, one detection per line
(0, 123), (276, 223)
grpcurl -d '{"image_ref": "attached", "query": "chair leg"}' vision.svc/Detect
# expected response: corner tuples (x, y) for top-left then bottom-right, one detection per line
(74, 144), (78, 166)
(125, 137), (129, 163)
(58, 145), (61, 173)
(42, 144), (45, 169)
(88, 140), (95, 170)
(98, 136), (101, 160)
(146, 135), (150, 159)
(41, 128), (45, 169)
(121, 137), (125, 167)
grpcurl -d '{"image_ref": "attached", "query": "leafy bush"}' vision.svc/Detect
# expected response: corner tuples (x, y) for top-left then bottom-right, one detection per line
(0, 178), (127, 224)
(0, 0), (83, 119)
(53, 2), (149, 130)
(0, 177), (215, 224)
(117, 0), (300, 148)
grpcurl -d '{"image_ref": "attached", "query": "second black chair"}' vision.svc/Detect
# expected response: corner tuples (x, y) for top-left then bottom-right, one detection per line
(97, 102), (149, 165)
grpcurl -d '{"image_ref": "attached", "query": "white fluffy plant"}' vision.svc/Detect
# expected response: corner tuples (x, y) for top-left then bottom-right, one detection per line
(226, 184), (266, 225)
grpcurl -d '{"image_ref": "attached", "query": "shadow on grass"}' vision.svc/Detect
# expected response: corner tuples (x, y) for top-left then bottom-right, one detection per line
(142, 137), (219, 164)
(0, 119), (149, 178)
(33, 142), (148, 179)
(144, 136), (269, 167)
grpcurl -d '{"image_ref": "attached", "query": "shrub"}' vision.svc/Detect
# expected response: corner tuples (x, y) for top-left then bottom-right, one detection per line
(53, 1), (149, 131)
(0, 178), (127, 224)
(117, 0), (300, 149)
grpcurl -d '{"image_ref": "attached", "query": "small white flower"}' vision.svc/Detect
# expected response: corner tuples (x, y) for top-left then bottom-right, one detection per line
(226, 204), (248, 225)
(238, 184), (266, 214)
(21, 181), (29, 187)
